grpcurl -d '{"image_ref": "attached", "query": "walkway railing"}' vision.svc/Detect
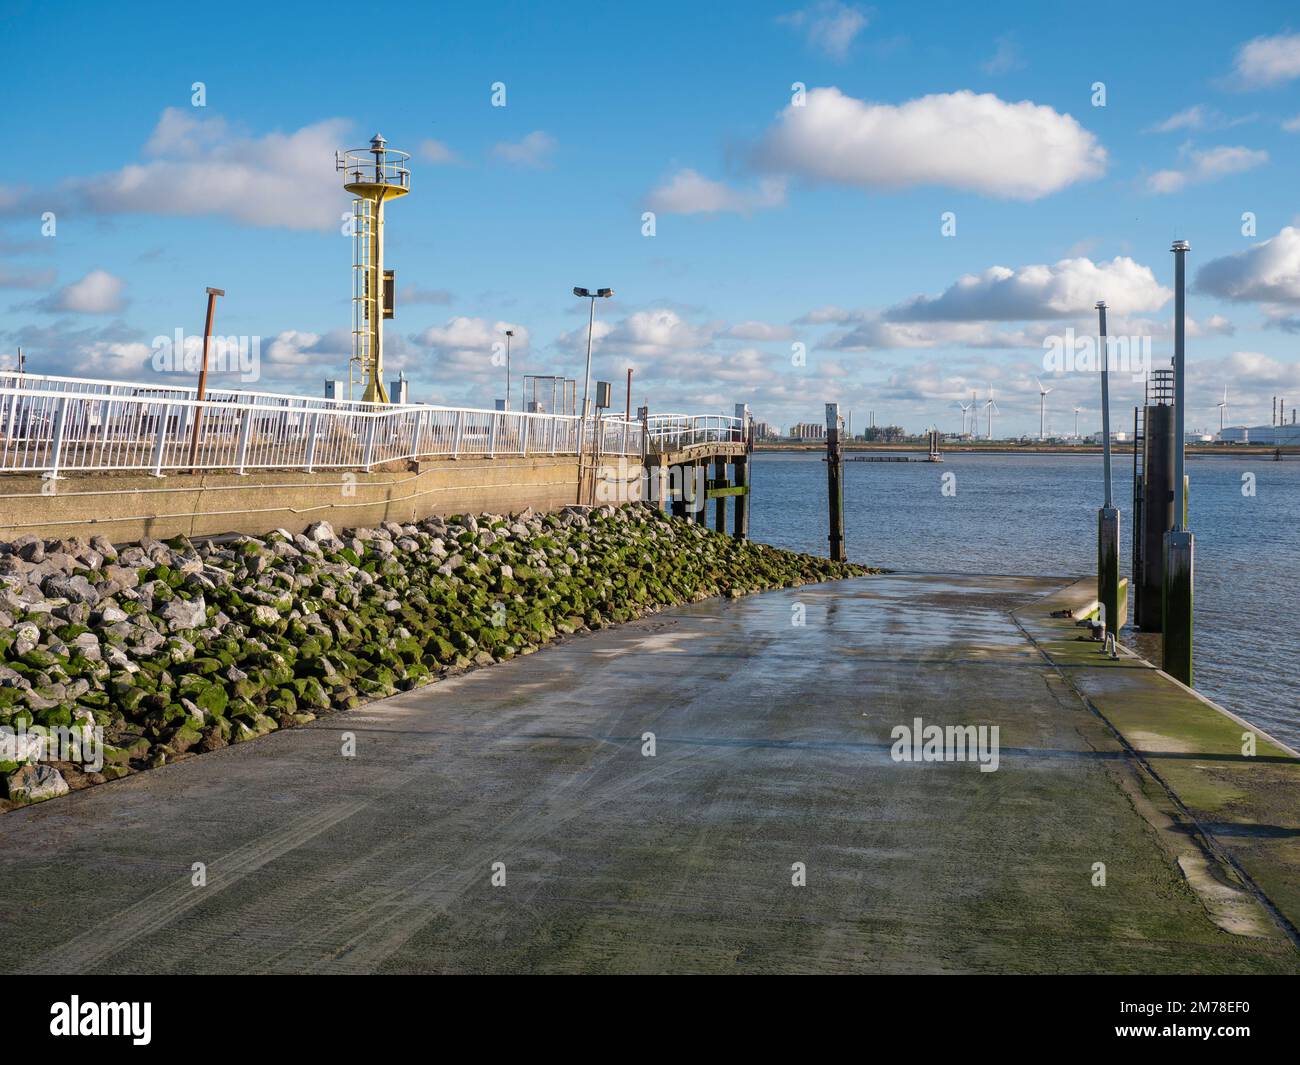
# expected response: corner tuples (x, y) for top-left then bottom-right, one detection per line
(0, 374), (745, 477)
(645, 413), (746, 451)
(0, 383), (630, 477)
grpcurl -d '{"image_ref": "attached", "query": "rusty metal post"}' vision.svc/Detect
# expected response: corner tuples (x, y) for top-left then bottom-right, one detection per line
(188, 287), (224, 471)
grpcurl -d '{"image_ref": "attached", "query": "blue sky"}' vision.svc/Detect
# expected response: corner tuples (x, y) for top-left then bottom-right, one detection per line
(2, 0), (1299, 436)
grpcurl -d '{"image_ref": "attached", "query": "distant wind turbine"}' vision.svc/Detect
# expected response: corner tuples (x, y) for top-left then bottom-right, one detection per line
(1217, 385), (1229, 434)
(957, 400), (972, 435)
(984, 385), (999, 440)
(1036, 377), (1053, 441)
(1073, 406), (1083, 439)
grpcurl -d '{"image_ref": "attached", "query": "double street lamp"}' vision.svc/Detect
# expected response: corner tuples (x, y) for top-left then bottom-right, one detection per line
(573, 286), (613, 505)
(573, 286), (613, 426)
(503, 328), (514, 411)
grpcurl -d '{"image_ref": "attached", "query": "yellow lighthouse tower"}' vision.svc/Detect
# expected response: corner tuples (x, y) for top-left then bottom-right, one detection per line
(336, 134), (410, 403)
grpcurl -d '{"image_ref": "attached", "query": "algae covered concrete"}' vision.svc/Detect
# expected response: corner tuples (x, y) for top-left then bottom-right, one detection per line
(1, 573), (1297, 974)
(1017, 577), (1300, 951)
(0, 455), (594, 543)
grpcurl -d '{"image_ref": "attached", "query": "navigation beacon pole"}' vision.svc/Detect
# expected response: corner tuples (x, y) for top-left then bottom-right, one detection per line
(1096, 300), (1121, 657)
(337, 134), (411, 404)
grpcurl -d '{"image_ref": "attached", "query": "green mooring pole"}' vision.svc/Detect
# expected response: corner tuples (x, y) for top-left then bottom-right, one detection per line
(1162, 240), (1193, 686)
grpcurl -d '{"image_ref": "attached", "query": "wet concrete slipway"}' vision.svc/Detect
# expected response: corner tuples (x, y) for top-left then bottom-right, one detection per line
(2, 574), (1299, 974)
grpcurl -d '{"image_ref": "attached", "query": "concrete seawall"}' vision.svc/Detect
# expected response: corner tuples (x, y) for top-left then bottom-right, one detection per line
(0, 456), (649, 543)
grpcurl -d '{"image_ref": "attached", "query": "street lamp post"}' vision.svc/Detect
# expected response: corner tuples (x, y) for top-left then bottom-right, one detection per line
(573, 286), (613, 503)
(504, 329), (514, 411)
(1163, 240), (1194, 685)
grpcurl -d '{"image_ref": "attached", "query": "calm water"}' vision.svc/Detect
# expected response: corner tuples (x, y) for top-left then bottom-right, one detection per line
(749, 451), (1300, 750)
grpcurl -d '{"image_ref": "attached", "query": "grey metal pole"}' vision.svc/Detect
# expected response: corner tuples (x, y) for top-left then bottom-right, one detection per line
(1097, 301), (1112, 507)
(1172, 240), (1188, 531)
(504, 331), (512, 412)
(576, 297), (597, 505)
(1162, 239), (1194, 685)
(581, 296), (595, 429)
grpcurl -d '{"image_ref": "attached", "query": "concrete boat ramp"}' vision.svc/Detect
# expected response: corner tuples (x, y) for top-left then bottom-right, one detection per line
(2, 573), (1298, 974)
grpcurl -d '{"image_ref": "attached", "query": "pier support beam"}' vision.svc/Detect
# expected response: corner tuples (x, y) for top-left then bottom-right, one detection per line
(733, 456), (749, 540)
(1098, 506), (1121, 638)
(713, 457), (726, 532)
(1162, 530), (1194, 686)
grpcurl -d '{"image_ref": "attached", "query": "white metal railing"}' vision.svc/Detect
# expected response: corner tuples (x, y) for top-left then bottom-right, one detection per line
(0, 374), (747, 476)
(0, 370), (385, 413)
(645, 413), (746, 452)
(0, 383), (642, 477)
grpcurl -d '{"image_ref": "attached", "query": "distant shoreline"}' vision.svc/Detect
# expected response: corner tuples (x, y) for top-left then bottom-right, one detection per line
(753, 442), (1297, 457)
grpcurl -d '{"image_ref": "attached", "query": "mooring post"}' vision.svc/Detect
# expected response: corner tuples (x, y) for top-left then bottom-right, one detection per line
(825, 401), (845, 562)
(1096, 301), (1121, 642)
(733, 456), (749, 540)
(670, 464), (687, 520)
(1162, 240), (1194, 686)
(713, 455), (726, 531)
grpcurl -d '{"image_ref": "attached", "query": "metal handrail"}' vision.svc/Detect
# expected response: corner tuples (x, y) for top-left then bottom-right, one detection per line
(0, 384), (646, 477)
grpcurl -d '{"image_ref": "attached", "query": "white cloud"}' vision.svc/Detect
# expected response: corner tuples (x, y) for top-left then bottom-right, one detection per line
(795, 305), (866, 325)
(646, 169), (786, 215)
(71, 108), (350, 230)
(1283, 114), (1300, 132)
(37, 269), (127, 314)
(413, 316), (529, 378)
(753, 88), (1106, 200)
(1147, 144), (1268, 193)
(883, 256), (1170, 322)
(980, 35), (1025, 76)
(1144, 105), (1255, 133)
(64, 341), (153, 378)
(418, 138), (461, 165)
(728, 320), (795, 341)
(1148, 105), (1206, 132)
(1196, 226), (1300, 304)
(827, 319), (1042, 351)
(490, 131), (557, 169)
(561, 308), (716, 357)
(1231, 32), (1300, 89)
(0, 264), (56, 289)
(778, 2), (869, 61)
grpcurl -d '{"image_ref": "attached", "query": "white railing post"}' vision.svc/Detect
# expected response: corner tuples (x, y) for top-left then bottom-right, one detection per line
(520, 416), (530, 456)
(45, 396), (68, 480)
(150, 403), (170, 477)
(452, 410), (464, 458)
(236, 409), (254, 475)
(488, 412), (499, 457)
(304, 411), (320, 472)
(362, 416), (377, 470)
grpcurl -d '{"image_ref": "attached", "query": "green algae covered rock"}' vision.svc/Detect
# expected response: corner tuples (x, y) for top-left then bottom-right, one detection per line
(0, 502), (875, 800)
